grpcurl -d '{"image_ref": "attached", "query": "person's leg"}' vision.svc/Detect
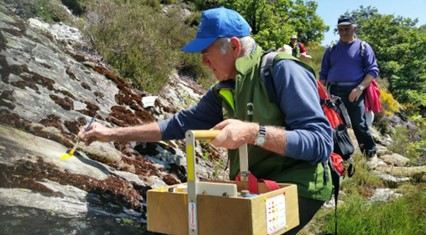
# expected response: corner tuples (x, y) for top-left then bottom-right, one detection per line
(284, 197), (325, 235)
(344, 92), (377, 156)
(330, 86), (376, 157)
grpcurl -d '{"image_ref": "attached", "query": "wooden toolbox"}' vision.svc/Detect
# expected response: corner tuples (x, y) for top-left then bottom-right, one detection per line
(147, 130), (299, 235)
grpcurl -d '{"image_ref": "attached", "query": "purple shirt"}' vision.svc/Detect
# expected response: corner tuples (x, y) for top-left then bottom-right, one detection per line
(319, 39), (379, 84)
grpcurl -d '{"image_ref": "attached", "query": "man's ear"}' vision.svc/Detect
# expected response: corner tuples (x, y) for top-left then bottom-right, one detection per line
(229, 37), (242, 57)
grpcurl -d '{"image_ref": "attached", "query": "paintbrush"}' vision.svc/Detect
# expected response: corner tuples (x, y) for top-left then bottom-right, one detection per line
(59, 115), (96, 160)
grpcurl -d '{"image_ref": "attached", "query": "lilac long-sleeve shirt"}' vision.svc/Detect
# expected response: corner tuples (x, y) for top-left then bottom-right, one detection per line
(158, 59), (333, 164)
(319, 39), (379, 83)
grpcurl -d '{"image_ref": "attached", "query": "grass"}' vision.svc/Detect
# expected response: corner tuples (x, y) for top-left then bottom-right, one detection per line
(317, 184), (426, 235)
(300, 152), (426, 235)
(302, 44), (326, 78)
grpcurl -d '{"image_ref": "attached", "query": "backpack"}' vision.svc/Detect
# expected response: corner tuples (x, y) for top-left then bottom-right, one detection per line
(260, 51), (355, 235)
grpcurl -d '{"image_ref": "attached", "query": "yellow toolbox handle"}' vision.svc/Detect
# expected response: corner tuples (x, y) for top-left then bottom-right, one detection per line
(191, 130), (220, 140)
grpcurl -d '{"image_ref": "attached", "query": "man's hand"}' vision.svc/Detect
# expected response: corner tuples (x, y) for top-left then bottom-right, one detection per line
(79, 122), (113, 145)
(211, 119), (258, 149)
(349, 87), (363, 102)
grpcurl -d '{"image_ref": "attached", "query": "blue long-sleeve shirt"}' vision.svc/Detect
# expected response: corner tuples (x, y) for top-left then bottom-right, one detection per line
(158, 58), (333, 164)
(319, 39), (379, 83)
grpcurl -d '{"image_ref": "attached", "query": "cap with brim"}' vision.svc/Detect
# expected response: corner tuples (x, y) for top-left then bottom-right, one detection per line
(291, 35), (298, 39)
(181, 7), (251, 53)
(338, 16), (355, 26)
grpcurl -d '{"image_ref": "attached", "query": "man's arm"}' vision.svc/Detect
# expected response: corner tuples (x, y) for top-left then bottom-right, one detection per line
(349, 73), (375, 102)
(272, 59), (333, 163)
(362, 42), (380, 79)
(349, 42), (379, 102)
(82, 122), (162, 145)
(159, 87), (223, 140)
(82, 87), (223, 145)
(212, 60), (333, 163)
(319, 47), (332, 85)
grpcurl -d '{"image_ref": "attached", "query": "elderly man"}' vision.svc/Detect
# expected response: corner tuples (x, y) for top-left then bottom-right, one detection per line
(320, 15), (379, 168)
(82, 7), (333, 234)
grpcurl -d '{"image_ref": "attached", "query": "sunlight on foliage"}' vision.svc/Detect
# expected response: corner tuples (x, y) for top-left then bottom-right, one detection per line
(379, 88), (400, 116)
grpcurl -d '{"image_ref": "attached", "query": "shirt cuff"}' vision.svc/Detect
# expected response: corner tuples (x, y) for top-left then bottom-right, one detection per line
(284, 131), (301, 159)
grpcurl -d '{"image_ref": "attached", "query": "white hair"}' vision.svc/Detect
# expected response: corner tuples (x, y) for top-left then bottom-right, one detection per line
(217, 37), (231, 54)
(217, 36), (256, 56)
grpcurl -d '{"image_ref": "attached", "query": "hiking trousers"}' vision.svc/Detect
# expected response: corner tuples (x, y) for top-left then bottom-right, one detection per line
(329, 85), (377, 157)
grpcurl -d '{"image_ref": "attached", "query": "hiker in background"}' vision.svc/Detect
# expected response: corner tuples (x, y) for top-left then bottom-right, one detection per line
(288, 34), (312, 60)
(81, 7), (333, 234)
(319, 15), (380, 169)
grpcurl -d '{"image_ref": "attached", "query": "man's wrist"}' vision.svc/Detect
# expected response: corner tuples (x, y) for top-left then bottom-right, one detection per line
(254, 125), (266, 146)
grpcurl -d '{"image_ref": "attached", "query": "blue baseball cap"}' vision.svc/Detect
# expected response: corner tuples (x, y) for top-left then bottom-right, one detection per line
(181, 7), (251, 53)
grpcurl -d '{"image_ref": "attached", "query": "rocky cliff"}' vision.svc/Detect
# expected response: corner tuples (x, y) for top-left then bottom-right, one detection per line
(0, 3), (226, 234)
(1, 2), (425, 235)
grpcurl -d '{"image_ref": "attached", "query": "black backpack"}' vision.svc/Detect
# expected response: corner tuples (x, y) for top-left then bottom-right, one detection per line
(260, 50), (355, 235)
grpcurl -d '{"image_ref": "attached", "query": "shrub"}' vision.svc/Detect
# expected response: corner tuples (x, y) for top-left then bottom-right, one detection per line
(374, 86), (400, 134)
(83, 0), (208, 93)
(379, 88), (400, 116)
(4, 0), (74, 23)
(388, 116), (426, 162)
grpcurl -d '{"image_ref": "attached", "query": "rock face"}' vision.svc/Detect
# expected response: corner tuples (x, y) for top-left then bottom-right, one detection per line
(0, 4), (225, 234)
(1, 3), (424, 235)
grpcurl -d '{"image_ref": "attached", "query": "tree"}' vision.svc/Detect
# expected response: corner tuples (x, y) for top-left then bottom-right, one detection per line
(217, 0), (328, 49)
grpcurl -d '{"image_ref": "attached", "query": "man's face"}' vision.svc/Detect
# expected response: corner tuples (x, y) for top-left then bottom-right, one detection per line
(290, 38), (297, 45)
(201, 40), (237, 81)
(338, 25), (357, 42)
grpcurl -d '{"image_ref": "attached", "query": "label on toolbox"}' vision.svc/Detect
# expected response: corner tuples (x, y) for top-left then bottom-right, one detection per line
(266, 194), (286, 234)
(188, 202), (197, 230)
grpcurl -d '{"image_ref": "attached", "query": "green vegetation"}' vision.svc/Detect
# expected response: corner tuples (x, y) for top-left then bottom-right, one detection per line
(2, 0), (75, 23)
(82, 0), (213, 93)
(301, 45), (325, 77)
(388, 117), (426, 163)
(5, 1), (425, 233)
(299, 153), (426, 235)
(305, 183), (426, 235)
(213, 0), (328, 49)
(8, 0), (425, 117)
